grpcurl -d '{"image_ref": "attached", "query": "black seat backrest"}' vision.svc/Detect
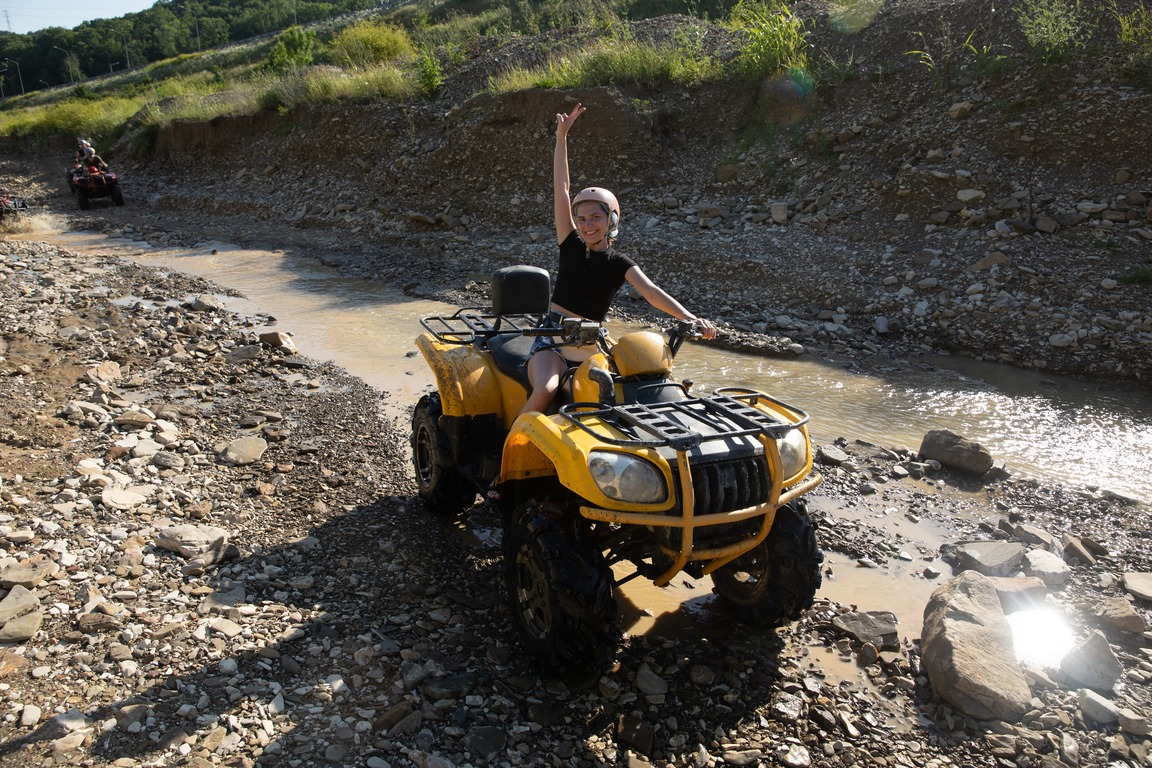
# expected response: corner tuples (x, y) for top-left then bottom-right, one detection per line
(487, 265), (552, 395)
(492, 265), (550, 319)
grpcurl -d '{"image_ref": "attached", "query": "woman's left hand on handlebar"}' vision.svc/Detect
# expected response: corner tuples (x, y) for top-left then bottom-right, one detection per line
(693, 318), (718, 339)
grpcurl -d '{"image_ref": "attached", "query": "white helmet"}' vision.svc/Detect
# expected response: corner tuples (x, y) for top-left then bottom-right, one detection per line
(572, 187), (620, 237)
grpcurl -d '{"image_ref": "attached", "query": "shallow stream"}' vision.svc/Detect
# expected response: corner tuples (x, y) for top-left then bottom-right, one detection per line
(95, 236), (1149, 500)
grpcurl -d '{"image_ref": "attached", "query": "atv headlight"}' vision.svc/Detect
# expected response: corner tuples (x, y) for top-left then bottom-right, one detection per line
(589, 451), (667, 504)
(777, 429), (810, 481)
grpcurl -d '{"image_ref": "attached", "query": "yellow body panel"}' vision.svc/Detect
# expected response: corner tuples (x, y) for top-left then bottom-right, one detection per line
(501, 411), (677, 512)
(612, 331), (672, 377)
(416, 332), (527, 423)
(570, 353), (611, 403)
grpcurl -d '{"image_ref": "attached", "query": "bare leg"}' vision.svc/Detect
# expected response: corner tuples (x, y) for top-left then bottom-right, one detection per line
(521, 350), (567, 416)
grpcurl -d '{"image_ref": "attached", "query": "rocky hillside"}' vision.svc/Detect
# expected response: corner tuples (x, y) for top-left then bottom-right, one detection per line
(5, 6), (1152, 385)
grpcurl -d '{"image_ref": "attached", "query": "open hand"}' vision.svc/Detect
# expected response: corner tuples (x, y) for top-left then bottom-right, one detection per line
(556, 103), (586, 137)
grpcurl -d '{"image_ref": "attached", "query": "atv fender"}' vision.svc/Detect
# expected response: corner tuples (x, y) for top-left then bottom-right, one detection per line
(500, 411), (676, 513)
(416, 333), (509, 419)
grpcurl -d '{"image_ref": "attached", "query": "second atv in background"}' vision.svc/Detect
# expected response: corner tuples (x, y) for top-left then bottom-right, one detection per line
(67, 164), (124, 210)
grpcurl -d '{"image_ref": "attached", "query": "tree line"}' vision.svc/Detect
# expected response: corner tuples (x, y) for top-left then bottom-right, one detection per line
(0, 0), (381, 95)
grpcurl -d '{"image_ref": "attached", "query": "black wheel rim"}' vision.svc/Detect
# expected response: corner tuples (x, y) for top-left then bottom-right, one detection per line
(716, 546), (771, 598)
(515, 542), (552, 639)
(414, 421), (435, 488)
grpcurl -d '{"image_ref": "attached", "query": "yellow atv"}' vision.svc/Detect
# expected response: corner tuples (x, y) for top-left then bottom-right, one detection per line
(412, 266), (823, 677)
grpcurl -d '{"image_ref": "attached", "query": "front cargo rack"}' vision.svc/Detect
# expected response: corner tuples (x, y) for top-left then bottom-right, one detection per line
(560, 388), (810, 451)
(420, 309), (543, 345)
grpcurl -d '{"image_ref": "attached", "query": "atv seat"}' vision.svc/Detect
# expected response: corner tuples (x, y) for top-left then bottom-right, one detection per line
(490, 265), (551, 321)
(484, 265), (551, 393)
(487, 333), (536, 391)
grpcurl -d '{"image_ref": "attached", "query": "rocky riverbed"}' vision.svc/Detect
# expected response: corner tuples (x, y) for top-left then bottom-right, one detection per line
(1, 4), (1151, 760)
(0, 224), (1149, 768)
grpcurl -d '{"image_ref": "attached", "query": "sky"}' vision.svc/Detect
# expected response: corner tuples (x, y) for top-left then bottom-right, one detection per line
(3, 1), (157, 35)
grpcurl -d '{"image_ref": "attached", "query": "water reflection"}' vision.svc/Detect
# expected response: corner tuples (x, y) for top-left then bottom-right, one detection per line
(673, 343), (1152, 503)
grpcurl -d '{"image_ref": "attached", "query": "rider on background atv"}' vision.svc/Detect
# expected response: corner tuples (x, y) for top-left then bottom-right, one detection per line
(524, 101), (718, 417)
(79, 146), (108, 172)
(74, 139), (91, 166)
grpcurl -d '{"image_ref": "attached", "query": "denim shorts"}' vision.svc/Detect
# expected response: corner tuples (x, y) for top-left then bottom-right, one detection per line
(528, 313), (565, 357)
(523, 312), (604, 374)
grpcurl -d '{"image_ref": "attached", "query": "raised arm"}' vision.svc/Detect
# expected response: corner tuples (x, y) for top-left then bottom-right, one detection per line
(553, 103), (585, 244)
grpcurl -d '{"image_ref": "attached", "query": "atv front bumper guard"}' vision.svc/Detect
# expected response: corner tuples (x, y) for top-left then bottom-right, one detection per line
(561, 388), (823, 587)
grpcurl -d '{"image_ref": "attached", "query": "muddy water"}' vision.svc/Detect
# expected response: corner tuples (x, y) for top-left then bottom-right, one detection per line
(90, 234), (1152, 505)
(37, 233), (1148, 672)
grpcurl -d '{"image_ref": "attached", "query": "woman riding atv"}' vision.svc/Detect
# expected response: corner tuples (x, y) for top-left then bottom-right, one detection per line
(522, 102), (718, 417)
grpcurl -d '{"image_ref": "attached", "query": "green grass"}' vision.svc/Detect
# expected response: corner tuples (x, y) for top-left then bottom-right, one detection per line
(0, 96), (142, 143)
(727, 0), (809, 82)
(258, 65), (418, 110)
(1016, 0), (1090, 63)
(401, 8), (512, 54)
(1118, 266), (1152, 285)
(0, 57), (419, 139)
(487, 36), (722, 91)
(1113, 0), (1152, 86)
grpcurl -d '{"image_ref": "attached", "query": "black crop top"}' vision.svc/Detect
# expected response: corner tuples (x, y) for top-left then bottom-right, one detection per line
(550, 230), (637, 322)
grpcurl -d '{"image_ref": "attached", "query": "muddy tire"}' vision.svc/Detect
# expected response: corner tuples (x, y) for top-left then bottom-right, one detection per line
(711, 501), (822, 628)
(77, 191), (90, 210)
(411, 393), (475, 514)
(504, 502), (618, 680)
(112, 186), (124, 206)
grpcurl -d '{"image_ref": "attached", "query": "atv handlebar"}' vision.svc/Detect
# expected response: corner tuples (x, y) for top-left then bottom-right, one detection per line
(668, 318), (702, 358)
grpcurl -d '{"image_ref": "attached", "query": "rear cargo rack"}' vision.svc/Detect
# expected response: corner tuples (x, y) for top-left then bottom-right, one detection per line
(560, 388), (809, 451)
(420, 309), (543, 345)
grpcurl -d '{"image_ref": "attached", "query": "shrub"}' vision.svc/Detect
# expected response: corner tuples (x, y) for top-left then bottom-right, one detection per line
(330, 22), (416, 69)
(1015, 0), (1089, 62)
(267, 26), (319, 73)
(1112, 0), (1152, 86)
(727, 0), (810, 81)
(417, 51), (443, 97)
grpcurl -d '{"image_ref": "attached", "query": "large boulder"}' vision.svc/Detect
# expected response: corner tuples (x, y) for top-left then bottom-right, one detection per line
(922, 571), (1032, 721)
(1061, 630), (1122, 692)
(919, 429), (994, 475)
